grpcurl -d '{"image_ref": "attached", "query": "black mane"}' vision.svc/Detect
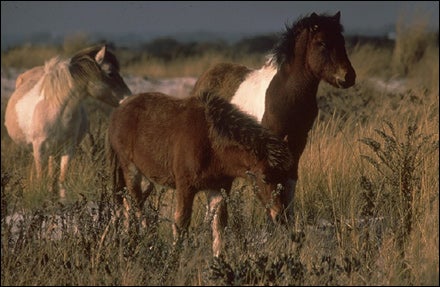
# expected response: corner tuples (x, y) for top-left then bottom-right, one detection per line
(70, 45), (120, 71)
(200, 92), (292, 172)
(69, 45), (120, 85)
(271, 13), (344, 68)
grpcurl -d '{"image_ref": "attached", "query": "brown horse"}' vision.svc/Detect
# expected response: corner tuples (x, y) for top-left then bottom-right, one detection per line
(192, 12), (356, 222)
(108, 91), (292, 257)
(4, 45), (132, 197)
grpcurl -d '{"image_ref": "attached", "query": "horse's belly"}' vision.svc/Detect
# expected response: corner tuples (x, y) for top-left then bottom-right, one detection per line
(5, 79), (44, 145)
(231, 67), (276, 122)
(129, 159), (176, 190)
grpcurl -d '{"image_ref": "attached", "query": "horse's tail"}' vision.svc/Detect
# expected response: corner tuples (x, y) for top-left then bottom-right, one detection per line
(199, 92), (292, 174)
(105, 130), (124, 204)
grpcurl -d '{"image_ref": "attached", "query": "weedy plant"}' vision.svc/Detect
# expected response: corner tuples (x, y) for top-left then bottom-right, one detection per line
(359, 121), (438, 282)
(1, 12), (438, 285)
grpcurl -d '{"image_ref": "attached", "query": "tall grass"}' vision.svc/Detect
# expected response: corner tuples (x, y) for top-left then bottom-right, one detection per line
(1, 19), (438, 285)
(120, 50), (265, 78)
(392, 10), (436, 77)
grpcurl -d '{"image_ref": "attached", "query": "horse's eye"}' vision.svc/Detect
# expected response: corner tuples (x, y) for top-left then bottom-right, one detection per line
(320, 41), (327, 48)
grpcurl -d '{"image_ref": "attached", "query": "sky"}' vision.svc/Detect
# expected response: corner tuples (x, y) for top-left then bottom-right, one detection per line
(1, 1), (439, 47)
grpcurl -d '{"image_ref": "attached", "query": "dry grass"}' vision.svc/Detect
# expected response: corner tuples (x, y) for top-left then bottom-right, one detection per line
(1, 19), (438, 285)
(121, 51), (265, 78)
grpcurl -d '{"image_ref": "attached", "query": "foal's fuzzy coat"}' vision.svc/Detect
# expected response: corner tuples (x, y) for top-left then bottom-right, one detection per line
(108, 92), (292, 256)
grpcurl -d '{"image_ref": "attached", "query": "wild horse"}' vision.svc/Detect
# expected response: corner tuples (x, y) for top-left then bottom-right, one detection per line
(5, 45), (132, 197)
(108, 91), (292, 256)
(192, 12), (356, 222)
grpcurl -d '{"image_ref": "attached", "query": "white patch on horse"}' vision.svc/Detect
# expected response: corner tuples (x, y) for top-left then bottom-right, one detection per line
(232, 63), (277, 122)
(15, 77), (45, 143)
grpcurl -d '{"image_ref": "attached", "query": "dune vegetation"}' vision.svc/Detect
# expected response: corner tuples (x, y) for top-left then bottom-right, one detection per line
(1, 17), (438, 285)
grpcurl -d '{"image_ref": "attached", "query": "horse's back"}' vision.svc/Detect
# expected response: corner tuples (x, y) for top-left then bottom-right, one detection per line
(231, 63), (277, 122)
(109, 92), (209, 186)
(111, 92), (191, 128)
(110, 92), (206, 149)
(192, 63), (252, 101)
(15, 66), (45, 89)
(5, 66), (46, 145)
(193, 61), (276, 122)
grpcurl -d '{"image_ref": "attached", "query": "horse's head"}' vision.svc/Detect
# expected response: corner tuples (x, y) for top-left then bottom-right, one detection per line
(245, 135), (293, 225)
(305, 12), (356, 88)
(70, 45), (132, 106)
(247, 169), (289, 225)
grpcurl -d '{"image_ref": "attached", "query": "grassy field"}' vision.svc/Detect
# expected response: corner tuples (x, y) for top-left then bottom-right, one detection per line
(1, 22), (439, 285)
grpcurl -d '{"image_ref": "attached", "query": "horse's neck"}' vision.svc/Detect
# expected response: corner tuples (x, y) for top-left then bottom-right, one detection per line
(269, 63), (319, 106)
(264, 64), (319, 136)
(286, 33), (320, 100)
(45, 86), (85, 114)
(39, 60), (81, 108)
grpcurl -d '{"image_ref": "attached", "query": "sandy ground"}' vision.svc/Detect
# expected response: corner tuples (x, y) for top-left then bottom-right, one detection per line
(1, 68), (197, 100)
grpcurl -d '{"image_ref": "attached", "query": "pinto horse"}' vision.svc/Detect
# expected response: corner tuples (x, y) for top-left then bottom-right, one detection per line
(4, 45), (132, 197)
(192, 12), (356, 222)
(108, 91), (292, 257)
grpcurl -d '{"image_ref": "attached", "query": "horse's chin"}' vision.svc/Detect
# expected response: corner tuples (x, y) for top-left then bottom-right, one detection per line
(99, 96), (124, 107)
(119, 96), (131, 105)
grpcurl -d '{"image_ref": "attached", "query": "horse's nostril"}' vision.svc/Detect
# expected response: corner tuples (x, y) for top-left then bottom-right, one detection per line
(345, 74), (356, 86)
(337, 79), (344, 88)
(336, 71), (355, 88)
(336, 78), (351, 89)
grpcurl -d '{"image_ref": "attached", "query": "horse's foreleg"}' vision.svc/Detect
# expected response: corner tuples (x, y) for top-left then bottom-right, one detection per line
(206, 190), (228, 257)
(48, 155), (59, 195)
(32, 140), (48, 182)
(120, 162), (146, 230)
(283, 179), (297, 223)
(59, 154), (71, 198)
(173, 185), (195, 248)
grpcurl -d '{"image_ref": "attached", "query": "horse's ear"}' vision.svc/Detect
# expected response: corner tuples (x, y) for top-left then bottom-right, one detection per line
(95, 45), (107, 65)
(333, 11), (341, 22)
(310, 12), (319, 32)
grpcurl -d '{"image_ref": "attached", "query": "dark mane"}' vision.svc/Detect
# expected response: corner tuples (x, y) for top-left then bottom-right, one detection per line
(272, 13), (344, 68)
(68, 45), (120, 86)
(70, 45), (120, 70)
(189, 11), (355, 225)
(200, 92), (291, 172)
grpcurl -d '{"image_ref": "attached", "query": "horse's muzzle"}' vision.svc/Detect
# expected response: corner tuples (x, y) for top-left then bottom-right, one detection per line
(336, 68), (356, 88)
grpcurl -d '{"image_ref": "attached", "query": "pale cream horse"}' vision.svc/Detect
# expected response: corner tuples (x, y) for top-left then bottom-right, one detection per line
(5, 45), (132, 197)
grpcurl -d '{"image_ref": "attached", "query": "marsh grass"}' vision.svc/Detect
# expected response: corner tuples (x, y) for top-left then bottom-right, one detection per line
(1, 20), (438, 285)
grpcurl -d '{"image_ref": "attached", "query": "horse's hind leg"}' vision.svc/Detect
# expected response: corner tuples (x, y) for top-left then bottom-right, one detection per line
(48, 155), (60, 196)
(33, 141), (44, 180)
(173, 184), (196, 248)
(32, 140), (49, 187)
(58, 154), (73, 198)
(120, 162), (147, 229)
(113, 163), (128, 228)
